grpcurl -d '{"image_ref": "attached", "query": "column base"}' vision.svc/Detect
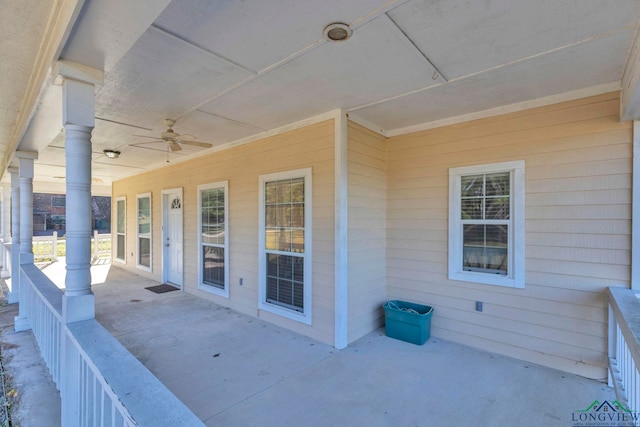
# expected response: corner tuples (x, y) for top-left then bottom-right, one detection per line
(7, 291), (17, 304)
(19, 252), (34, 265)
(63, 293), (95, 324)
(14, 315), (30, 332)
(5, 277), (17, 303)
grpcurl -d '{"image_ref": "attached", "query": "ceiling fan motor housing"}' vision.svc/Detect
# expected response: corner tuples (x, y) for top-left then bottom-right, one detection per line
(162, 129), (178, 142)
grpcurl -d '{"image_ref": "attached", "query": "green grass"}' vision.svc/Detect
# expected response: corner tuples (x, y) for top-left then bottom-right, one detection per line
(32, 238), (111, 258)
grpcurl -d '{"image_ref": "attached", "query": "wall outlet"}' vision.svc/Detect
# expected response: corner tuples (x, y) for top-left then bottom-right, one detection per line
(475, 301), (483, 312)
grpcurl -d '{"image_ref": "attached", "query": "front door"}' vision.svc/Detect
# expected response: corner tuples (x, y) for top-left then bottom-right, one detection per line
(163, 190), (183, 287)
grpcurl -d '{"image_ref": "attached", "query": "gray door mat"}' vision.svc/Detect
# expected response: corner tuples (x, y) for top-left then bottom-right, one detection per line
(145, 284), (180, 294)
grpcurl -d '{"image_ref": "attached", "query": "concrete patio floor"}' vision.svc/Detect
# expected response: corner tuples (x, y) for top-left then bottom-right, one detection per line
(3, 260), (617, 426)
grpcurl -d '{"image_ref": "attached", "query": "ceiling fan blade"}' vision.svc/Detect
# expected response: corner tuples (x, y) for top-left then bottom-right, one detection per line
(178, 133), (197, 140)
(129, 139), (163, 146)
(169, 141), (182, 152)
(133, 134), (161, 139)
(179, 139), (213, 148)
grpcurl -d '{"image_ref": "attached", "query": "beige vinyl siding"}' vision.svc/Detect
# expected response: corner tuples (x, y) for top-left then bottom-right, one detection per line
(347, 121), (387, 342)
(386, 92), (631, 379)
(112, 120), (336, 345)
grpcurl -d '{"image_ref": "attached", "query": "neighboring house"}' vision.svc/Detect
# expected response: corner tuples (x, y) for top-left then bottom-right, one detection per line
(113, 92), (627, 381)
(31, 193), (111, 236)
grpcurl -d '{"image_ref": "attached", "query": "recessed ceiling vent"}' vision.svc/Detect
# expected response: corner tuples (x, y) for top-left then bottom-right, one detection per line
(323, 23), (352, 42)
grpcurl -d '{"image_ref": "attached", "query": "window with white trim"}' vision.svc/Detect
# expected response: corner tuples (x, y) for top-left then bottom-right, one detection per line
(51, 195), (65, 208)
(115, 197), (126, 263)
(198, 181), (228, 297)
(448, 161), (524, 288)
(259, 168), (312, 324)
(137, 193), (152, 271)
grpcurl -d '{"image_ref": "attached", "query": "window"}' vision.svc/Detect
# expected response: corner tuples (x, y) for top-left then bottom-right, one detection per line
(448, 161), (524, 288)
(259, 168), (312, 324)
(115, 197), (126, 263)
(51, 195), (65, 208)
(50, 215), (65, 227)
(198, 181), (228, 297)
(137, 193), (152, 271)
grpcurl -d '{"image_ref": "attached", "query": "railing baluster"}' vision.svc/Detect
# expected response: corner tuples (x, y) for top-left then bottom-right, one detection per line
(100, 387), (106, 427)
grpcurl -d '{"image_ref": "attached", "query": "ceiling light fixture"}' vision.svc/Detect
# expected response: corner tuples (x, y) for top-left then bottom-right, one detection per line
(103, 149), (120, 159)
(323, 23), (352, 42)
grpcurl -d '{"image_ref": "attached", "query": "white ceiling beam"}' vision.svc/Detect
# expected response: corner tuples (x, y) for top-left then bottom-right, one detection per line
(60, 0), (173, 73)
(621, 25), (640, 121)
(349, 0), (410, 29)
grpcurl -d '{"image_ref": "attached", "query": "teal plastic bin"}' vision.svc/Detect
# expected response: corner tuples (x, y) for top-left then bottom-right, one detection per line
(383, 300), (434, 345)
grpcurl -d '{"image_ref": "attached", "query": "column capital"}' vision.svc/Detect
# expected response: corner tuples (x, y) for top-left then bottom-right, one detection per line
(62, 79), (96, 127)
(17, 155), (35, 179)
(56, 61), (102, 129)
(15, 151), (38, 160)
(7, 167), (18, 175)
(53, 59), (104, 86)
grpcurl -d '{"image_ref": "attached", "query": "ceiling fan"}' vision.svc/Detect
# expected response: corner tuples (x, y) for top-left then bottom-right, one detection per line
(132, 119), (213, 152)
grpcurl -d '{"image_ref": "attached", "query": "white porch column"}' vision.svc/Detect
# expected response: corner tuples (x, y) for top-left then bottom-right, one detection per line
(60, 76), (99, 321)
(64, 123), (93, 306)
(14, 152), (37, 332)
(8, 169), (19, 304)
(1, 184), (9, 279)
(17, 152), (37, 265)
(56, 61), (103, 427)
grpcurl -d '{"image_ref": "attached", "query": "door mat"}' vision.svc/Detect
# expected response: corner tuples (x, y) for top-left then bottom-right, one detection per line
(145, 284), (180, 294)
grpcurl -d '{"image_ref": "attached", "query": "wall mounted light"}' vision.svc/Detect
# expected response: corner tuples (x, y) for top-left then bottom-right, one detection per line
(103, 149), (120, 159)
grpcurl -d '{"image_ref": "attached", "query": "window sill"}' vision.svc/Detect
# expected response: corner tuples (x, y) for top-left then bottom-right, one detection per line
(198, 283), (229, 299)
(259, 301), (311, 325)
(136, 264), (152, 273)
(449, 270), (523, 289)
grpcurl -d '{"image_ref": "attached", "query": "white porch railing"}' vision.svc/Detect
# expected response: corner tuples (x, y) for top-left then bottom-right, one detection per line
(31, 231), (112, 263)
(92, 231), (111, 259)
(21, 264), (62, 384)
(608, 287), (640, 416)
(33, 232), (58, 262)
(20, 263), (204, 426)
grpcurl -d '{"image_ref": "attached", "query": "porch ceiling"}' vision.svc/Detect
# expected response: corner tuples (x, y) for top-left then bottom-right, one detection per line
(2, 0), (640, 193)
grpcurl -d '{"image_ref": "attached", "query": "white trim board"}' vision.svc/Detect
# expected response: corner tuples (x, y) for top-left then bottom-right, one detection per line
(632, 120), (640, 290)
(334, 110), (349, 349)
